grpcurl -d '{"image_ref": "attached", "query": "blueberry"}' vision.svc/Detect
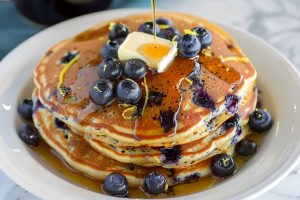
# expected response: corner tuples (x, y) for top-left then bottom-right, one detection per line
(60, 51), (78, 64)
(138, 22), (160, 35)
(54, 118), (69, 130)
(113, 37), (126, 45)
(98, 57), (122, 80)
(109, 23), (129, 41)
(143, 172), (167, 195)
(59, 85), (72, 96)
(17, 99), (33, 121)
(116, 79), (142, 104)
(235, 139), (257, 156)
(123, 59), (148, 79)
(160, 145), (181, 164)
(178, 34), (201, 58)
(101, 41), (120, 59)
(157, 27), (181, 41)
(225, 94), (239, 114)
(159, 110), (175, 133)
(211, 154), (236, 177)
(103, 173), (128, 197)
(223, 116), (239, 131)
(249, 109), (273, 132)
(89, 79), (114, 106)
(18, 124), (40, 147)
(192, 27), (213, 48)
(148, 91), (166, 106)
(192, 87), (215, 110)
(156, 17), (173, 28)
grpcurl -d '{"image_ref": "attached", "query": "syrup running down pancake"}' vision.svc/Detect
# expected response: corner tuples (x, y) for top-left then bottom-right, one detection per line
(25, 11), (268, 198)
(34, 13), (256, 147)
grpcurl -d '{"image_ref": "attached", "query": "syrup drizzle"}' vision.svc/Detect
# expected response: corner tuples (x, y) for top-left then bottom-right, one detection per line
(32, 130), (263, 198)
(172, 78), (190, 136)
(151, 0), (157, 41)
(172, 57), (201, 136)
(132, 119), (141, 141)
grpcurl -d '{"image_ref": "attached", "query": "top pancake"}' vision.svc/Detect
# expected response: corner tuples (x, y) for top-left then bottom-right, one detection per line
(34, 12), (256, 146)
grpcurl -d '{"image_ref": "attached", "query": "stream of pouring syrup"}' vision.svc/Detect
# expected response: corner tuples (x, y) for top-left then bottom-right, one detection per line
(151, 0), (156, 41)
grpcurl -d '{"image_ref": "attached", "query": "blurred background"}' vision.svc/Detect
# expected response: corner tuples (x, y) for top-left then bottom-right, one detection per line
(0, 0), (300, 199)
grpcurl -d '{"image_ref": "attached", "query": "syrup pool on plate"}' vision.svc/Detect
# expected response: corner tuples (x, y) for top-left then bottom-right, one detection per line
(32, 131), (263, 198)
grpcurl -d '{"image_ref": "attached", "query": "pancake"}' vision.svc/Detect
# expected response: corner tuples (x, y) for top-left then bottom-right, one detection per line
(82, 82), (257, 148)
(84, 90), (256, 168)
(32, 90), (243, 186)
(34, 12), (257, 147)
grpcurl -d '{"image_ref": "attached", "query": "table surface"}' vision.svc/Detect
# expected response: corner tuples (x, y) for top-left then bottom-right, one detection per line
(1, 0), (300, 199)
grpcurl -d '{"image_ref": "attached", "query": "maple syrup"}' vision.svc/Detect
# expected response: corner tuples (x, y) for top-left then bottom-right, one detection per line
(151, 0), (157, 41)
(30, 0), (264, 198)
(139, 43), (171, 67)
(33, 130), (263, 198)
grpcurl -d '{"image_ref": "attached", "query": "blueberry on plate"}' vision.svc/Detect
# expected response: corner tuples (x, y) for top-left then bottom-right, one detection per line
(143, 172), (167, 195)
(156, 17), (173, 28)
(157, 27), (181, 41)
(98, 57), (122, 80)
(235, 139), (257, 156)
(116, 79), (142, 105)
(249, 109), (273, 132)
(211, 153), (236, 177)
(138, 21), (160, 35)
(18, 124), (40, 147)
(109, 23), (129, 41)
(123, 59), (148, 79)
(17, 99), (33, 121)
(191, 27), (213, 48)
(101, 40), (120, 59)
(103, 173), (128, 197)
(89, 79), (114, 106)
(178, 34), (201, 58)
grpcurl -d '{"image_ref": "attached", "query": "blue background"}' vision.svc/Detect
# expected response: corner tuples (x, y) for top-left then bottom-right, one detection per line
(0, 0), (156, 59)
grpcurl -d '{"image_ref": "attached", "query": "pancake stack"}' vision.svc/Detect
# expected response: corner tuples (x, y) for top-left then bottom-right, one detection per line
(32, 13), (257, 188)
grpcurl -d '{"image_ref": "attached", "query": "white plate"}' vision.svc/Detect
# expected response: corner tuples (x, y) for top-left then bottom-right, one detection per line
(1, 9), (300, 200)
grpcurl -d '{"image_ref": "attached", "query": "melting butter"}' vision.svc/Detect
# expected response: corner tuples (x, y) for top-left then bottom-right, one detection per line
(139, 43), (171, 70)
(118, 32), (177, 73)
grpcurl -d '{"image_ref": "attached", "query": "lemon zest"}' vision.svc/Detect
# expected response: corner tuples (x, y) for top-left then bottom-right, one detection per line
(153, 156), (161, 164)
(201, 46), (213, 57)
(184, 29), (197, 36)
(171, 35), (178, 43)
(177, 77), (192, 87)
(221, 157), (231, 167)
(220, 56), (250, 63)
(108, 22), (116, 30)
(141, 77), (149, 116)
(158, 24), (170, 29)
(121, 105), (137, 120)
(119, 103), (133, 108)
(57, 55), (80, 96)
(93, 85), (101, 93)
(120, 78), (149, 120)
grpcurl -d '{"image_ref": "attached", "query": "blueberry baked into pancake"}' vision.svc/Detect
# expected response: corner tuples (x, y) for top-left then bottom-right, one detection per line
(17, 11), (273, 198)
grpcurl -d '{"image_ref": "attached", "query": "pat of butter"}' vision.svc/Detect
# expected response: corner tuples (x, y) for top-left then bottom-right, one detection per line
(118, 32), (177, 73)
